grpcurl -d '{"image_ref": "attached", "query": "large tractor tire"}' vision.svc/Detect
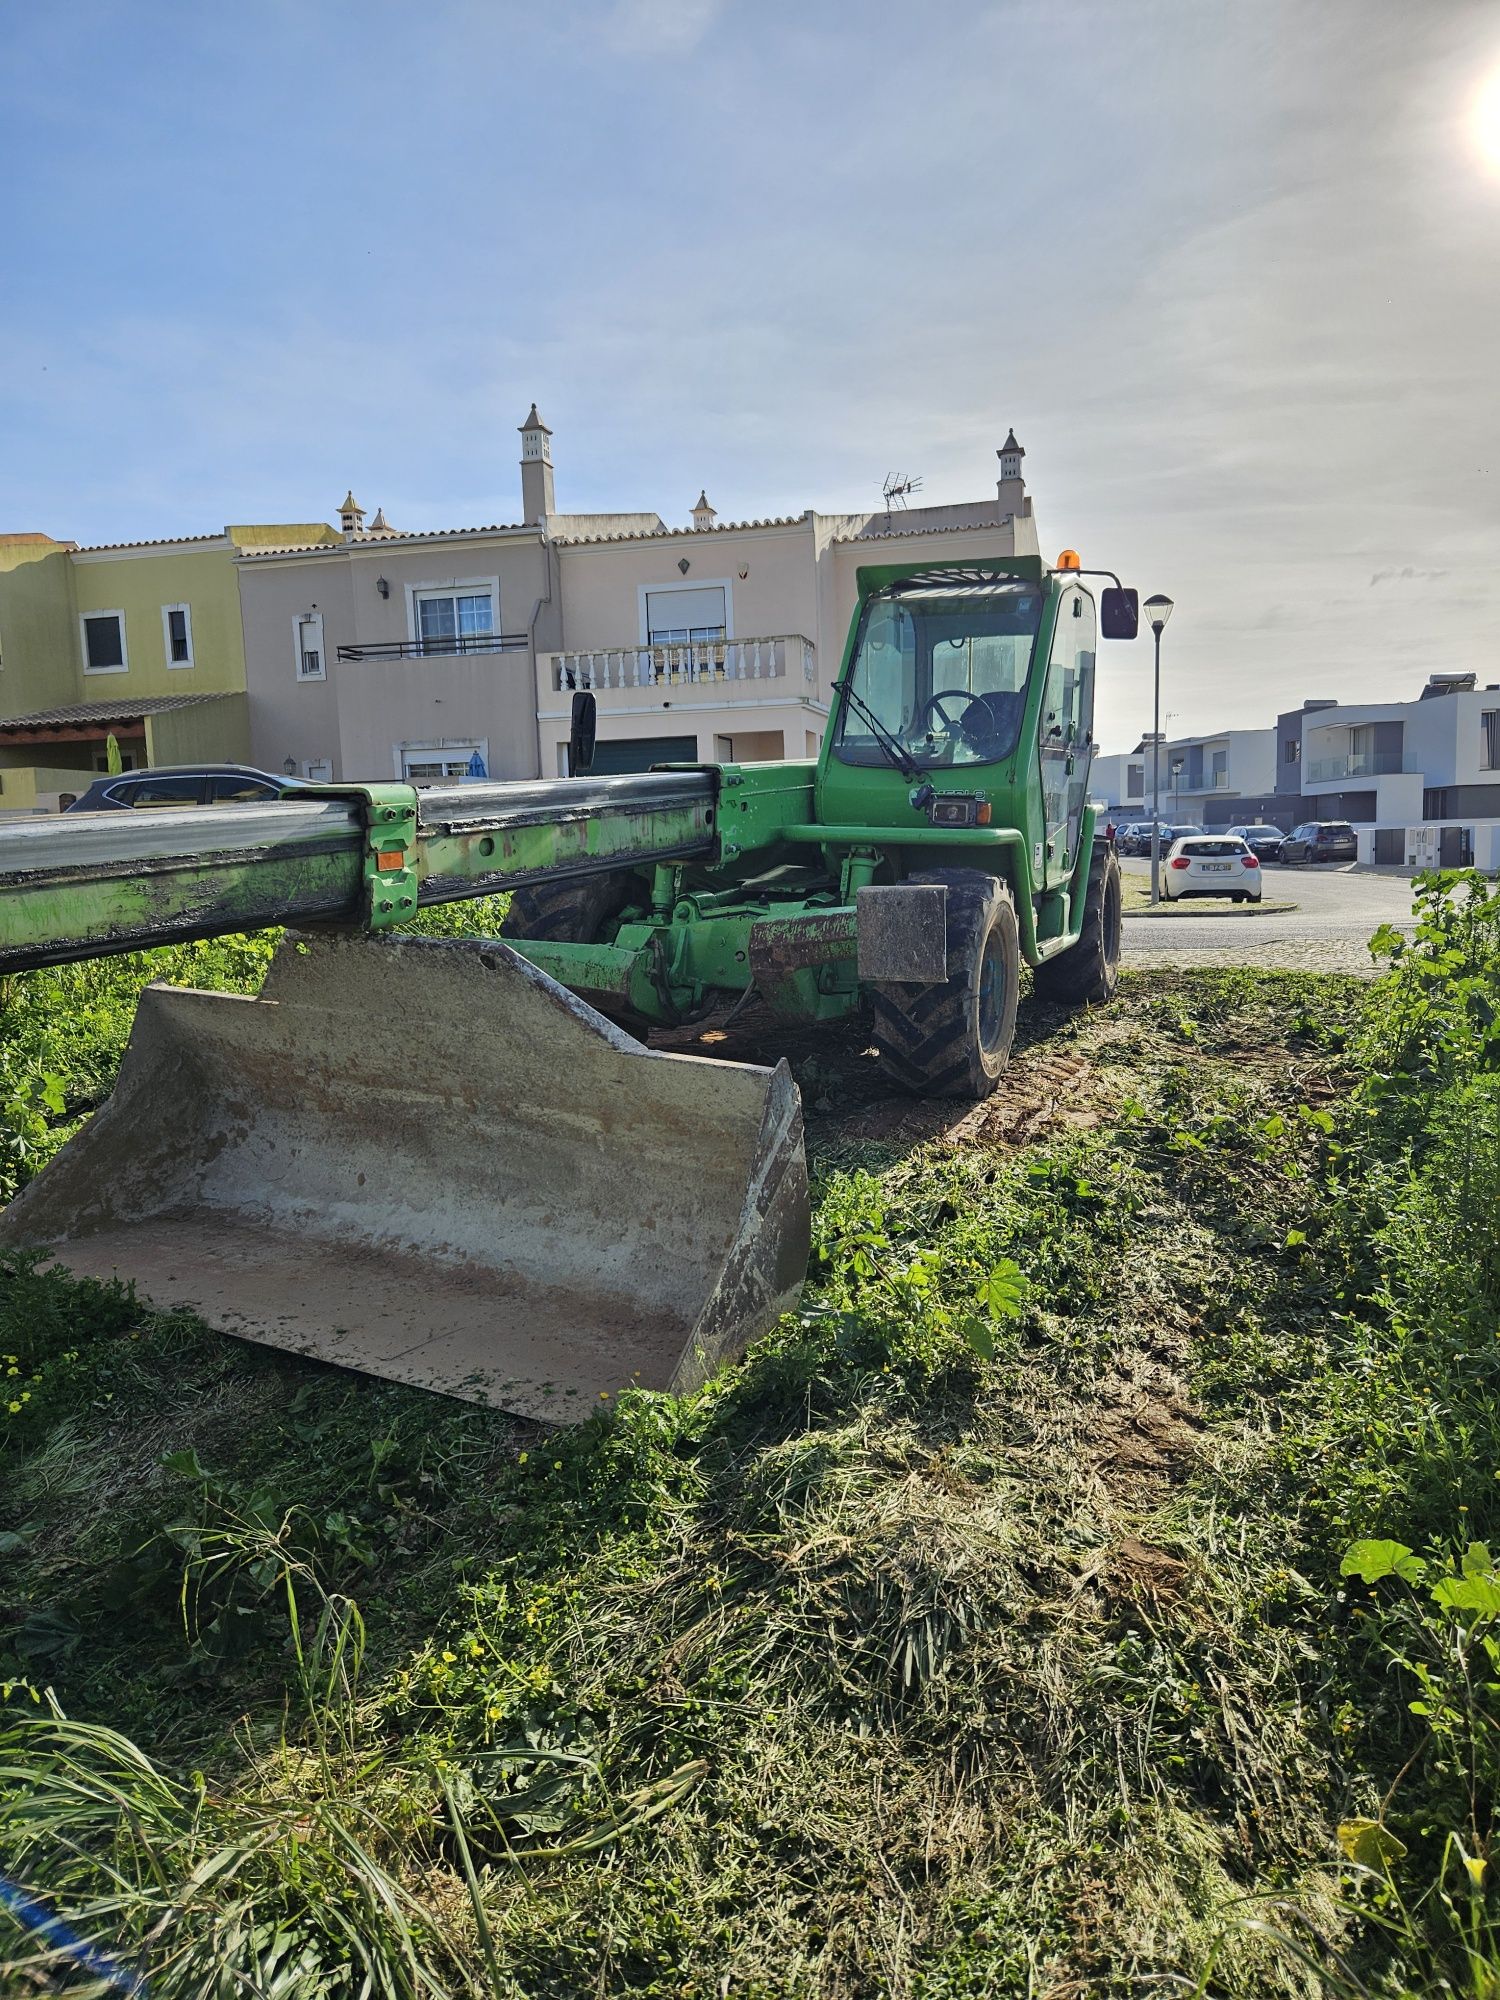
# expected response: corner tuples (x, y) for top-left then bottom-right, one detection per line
(1033, 842), (1122, 1008)
(500, 870), (638, 944)
(868, 868), (1021, 1100)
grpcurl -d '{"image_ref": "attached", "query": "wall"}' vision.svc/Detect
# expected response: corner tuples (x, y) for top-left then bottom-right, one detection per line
(239, 533), (551, 781)
(147, 694), (250, 766)
(556, 522), (818, 655)
(70, 542), (249, 703)
(0, 541), (76, 719)
(338, 653), (539, 781)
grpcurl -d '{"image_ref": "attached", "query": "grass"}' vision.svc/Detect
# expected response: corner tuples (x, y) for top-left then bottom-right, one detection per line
(0, 881), (1497, 1995)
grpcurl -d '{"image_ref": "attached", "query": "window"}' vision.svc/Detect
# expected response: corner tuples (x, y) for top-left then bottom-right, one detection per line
(81, 611), (127, 674)
(644, 585), (727, 646)
(1127, 762), (1144, 796)
(294, 612), (325, 680)
(207, 774), (280, 802)
(162, 603), (194, 668)
(1285, 739), (1300, 764)
(1484, 711), (1500, 771)
(122, 776), (204, 808)
(399, 741), (489, 783)
(833, 579), (1043, 771)
(304, 759), (333, 783)
(413, 587), (496, 654)
(94, 753), (136, 773)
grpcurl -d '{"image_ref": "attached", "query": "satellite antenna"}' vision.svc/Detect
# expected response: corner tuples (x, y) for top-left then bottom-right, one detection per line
(881, 472), (923, 510)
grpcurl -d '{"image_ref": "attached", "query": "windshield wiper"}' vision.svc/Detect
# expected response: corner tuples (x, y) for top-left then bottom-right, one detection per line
(833, 676), (924, 784)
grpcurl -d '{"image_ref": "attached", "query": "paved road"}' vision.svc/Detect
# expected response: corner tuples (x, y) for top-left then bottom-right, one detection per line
(1118, 858), (1418, 973)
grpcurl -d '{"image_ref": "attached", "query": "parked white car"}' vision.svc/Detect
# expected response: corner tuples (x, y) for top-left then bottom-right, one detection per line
(1164, 834), (1263, 903)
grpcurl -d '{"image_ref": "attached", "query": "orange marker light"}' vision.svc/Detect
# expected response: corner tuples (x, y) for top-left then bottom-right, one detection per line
(376, 849), (406, 872)
(1056, 548), (1081, 571)
(977, 802), (993, 825)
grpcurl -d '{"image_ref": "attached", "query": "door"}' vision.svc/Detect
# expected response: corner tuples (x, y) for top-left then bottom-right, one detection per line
(1038, 587), (1096, 886)
(588, 733), (698, 775)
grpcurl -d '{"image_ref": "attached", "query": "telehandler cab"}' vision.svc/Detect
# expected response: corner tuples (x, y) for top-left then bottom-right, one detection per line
(0, 555), (1137, 1414)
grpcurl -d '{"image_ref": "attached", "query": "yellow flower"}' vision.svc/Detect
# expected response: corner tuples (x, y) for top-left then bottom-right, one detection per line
(518, 1451), (528, 1464)
(441, 1650), (456, 1663)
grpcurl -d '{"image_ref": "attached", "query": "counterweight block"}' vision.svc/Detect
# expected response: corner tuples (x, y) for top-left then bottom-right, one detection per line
(0, 933), (809, 1418)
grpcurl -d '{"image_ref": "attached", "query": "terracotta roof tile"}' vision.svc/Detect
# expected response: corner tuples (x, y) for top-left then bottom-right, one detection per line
(0, 693), (231, 731)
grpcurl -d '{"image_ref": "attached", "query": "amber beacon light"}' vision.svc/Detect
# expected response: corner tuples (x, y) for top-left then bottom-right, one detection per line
(1055, 548), (1082, 570)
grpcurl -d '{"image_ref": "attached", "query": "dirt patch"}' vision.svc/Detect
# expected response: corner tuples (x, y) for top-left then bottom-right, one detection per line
(1077, 1534), (1189, 1607)
(649, 1003), (1115, 1158)
(1092, 1374), (1203, 1489)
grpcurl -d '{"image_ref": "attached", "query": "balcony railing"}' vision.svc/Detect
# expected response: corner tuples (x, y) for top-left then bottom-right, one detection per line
(1307, 751), (1405, 783)
(336, 633), (529, 662)
(550, 634), (815, 693)
(1169, 770), (1229, 791)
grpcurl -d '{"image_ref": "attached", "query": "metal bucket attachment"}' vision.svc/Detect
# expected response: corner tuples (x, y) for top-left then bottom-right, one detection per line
(0, 933), (809, 1419)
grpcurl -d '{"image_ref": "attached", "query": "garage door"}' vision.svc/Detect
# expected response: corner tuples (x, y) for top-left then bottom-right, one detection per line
(586, 734), (698, 775)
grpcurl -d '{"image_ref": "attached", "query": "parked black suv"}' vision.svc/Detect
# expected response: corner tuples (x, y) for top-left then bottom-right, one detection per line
(62, 764), (316, 813)
(1278, 821), (1358, 865)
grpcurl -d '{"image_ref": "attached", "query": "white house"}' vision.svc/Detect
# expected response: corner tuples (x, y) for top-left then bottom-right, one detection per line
(1091, 728), (1275, 817)
(1298, 674), (1500, 867)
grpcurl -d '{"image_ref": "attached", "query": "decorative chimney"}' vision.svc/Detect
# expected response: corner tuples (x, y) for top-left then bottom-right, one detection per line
(691, 489), (717, 532)
(996, 429), (1028, 519)
(519, 404), (555, 523)
(338, 489), (366, 540)
(366, 506), (398, 539)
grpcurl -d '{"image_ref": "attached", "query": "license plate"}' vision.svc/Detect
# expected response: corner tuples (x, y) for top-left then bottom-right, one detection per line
(1201, 863), (1230, 872)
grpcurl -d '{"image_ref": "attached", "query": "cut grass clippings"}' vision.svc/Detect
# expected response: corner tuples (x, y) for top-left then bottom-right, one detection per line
(1, 877), (1498, 1997)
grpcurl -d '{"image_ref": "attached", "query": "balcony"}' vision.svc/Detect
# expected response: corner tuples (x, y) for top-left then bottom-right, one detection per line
(336, 633), (528, 662)
(1307, 751), (1405, 783)
(545, 634), (816, 698)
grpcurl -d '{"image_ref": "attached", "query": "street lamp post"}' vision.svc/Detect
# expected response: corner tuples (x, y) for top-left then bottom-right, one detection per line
(1145, 594), (1175, 905)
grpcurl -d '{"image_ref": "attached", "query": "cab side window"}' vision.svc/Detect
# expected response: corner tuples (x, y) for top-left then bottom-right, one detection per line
(125, 776), (205, 808)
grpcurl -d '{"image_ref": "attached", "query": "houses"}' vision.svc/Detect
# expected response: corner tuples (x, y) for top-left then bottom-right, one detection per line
(236, 410), (1042, 785)
(1094, 677), (1500, 869)
(0, 521), (338, 809)
(1092, 729), (1276, 820)
(0, 414), (1038, 807)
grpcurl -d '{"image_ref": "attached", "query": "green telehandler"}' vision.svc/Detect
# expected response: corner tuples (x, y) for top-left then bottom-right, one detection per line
(0, 554), (1137, 1416)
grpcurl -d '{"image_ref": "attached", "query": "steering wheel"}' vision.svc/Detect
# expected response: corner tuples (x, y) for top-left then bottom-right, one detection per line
(916, 688), (998, 749)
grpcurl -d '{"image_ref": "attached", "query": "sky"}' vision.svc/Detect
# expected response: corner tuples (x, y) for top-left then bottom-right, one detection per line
(3, 0), (1500, 752)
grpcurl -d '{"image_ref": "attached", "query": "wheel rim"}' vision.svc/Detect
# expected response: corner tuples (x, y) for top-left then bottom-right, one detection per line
(978, 930), (1005, 1052)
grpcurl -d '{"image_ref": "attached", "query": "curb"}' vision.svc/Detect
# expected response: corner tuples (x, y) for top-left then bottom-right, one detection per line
(1122, 900), (1300, 921)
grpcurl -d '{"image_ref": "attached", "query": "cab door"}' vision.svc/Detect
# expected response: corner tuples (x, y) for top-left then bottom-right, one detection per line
(1038, 587), (1096, 885)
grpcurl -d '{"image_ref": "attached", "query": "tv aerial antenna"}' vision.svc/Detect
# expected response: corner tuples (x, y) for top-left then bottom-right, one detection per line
(881, 472), (923, 511)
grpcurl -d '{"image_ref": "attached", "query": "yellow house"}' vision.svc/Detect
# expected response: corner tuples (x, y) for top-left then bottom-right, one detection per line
(0, 522), (339, 810)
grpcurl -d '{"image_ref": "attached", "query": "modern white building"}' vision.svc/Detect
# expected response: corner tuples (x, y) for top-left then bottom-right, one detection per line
(1090, 729), (1275, 817)
(1296, 674), (1500, 867)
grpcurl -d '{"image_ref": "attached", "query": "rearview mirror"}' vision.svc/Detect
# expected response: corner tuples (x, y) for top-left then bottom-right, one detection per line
(568, 691), (597, 775)
(1100, 587), (1139, 640)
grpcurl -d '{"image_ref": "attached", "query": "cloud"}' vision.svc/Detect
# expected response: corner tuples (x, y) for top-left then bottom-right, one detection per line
(1369, 566), (1451, 586)
(601, 0), (724, 55)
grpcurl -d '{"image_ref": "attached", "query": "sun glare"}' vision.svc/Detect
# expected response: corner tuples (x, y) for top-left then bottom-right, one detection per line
(1472, 64), (1500, 174)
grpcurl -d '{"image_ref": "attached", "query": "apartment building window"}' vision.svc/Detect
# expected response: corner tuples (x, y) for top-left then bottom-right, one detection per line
(162, 603), (194, 668)
(399, 740), (488, 782)
(1127, 762), (1144, 795)
(643, 584), (729, 646)
(293, 612), (326, 681)
(1284, 739), (1299, 764)
(413, 585), (496, 654)
(81, 611), (128, 674)
(304, 759), (333, 783)
(1483, 710), (1500, 771)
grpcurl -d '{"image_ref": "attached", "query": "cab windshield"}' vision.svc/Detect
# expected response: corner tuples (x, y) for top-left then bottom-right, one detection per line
(833, 578), (1043, 769)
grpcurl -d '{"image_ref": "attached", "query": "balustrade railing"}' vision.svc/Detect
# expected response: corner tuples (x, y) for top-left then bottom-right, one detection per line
(548, 634), (815, 693)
